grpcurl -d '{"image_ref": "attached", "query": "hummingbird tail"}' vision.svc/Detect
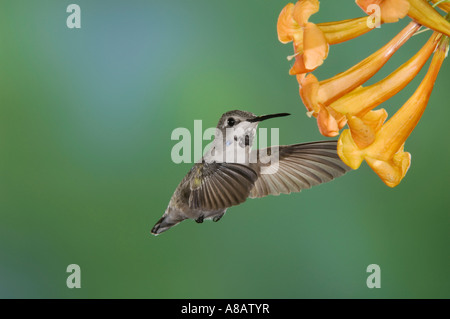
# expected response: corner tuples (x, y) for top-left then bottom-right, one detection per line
(150, 213), (184, 236)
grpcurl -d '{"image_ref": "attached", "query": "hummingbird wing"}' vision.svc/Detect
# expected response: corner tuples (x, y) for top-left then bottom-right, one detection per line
(249, 140), (351, 198)
(189, 162), (258, 211)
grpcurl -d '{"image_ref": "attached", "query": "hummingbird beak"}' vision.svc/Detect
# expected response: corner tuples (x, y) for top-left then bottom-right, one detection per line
(247, 113), (291, 123)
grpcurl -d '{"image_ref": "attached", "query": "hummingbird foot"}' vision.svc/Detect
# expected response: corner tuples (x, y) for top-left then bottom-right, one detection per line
(195, 215), (204, 223)
(213, 211), (226, 222)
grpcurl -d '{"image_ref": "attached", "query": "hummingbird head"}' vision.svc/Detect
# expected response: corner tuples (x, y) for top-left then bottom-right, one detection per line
(215, 110), (290, 149)
(217, 110), (291, 130)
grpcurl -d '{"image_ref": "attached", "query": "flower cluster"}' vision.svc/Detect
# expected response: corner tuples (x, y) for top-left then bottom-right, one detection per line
(277, 0), (449, 187)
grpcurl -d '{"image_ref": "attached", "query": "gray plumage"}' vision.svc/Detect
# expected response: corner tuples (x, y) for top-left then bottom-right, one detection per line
(151, 110), (351, 235)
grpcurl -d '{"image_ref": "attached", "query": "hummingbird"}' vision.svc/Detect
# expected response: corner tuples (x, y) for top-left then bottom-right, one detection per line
(151, 110), (351, 235)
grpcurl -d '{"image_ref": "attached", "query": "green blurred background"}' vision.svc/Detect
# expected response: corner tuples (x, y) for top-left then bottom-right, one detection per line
(0, 0), (448, 298)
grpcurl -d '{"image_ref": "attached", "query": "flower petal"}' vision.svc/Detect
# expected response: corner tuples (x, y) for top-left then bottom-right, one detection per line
(328, 107), (348, 130)
(408, 0), (450, 37)
(317, 108), (339, 137)
(356, 0), (410, 23)
(330, 32), (440, 117)
(369, 37), (447, 161)
(277, 3), (298, 43)
(380, 0), (410, 23)
(303, 22), (329, 70)
(346, 109), (387, 149)
(293, 0), (320, 25)
(337, 35), (448, 187)
(298, 73), (320, 113)
(319, 17), (374, 44)
(365, 147), (411, 188)
(289, 53), (315, 75)
(356, 0), (383, 12)
(360, 108), (388, 133)
(337, 129), (365, 169)
(337, 125), (411, 187)
(316, 22), (419, 106)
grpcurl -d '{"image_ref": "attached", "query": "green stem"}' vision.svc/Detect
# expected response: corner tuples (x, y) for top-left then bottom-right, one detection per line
(432, 0), (450, 8)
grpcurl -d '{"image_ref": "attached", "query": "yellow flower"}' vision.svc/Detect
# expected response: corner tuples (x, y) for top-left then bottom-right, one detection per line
(356, 0), (410, 23)
(357, 0), (450, 36)
(431, 0), (450, 12)
(277, 0), (373, 75)
(338, 35), (448, 187)
(297, 22), (420, 136)
(331, 31), (440, 118)
(407, 0), (450, 36)
(330, 31), (440, 149)
(277, 0), (449, 187)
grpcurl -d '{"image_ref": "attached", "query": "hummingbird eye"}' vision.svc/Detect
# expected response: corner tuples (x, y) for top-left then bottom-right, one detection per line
(227, 117), (236, 127)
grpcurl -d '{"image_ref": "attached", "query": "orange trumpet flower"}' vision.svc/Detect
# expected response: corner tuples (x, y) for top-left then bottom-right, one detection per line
(356, 0), (410, 23)
(331, 32), (440, 118)
(277, 0), (449, 187)
(277, 0), (374, 75)
(338, 35), (448, 187)
(357, 0), (450, 36)
(431, 0), (450, 12)
(297, 22), (419, 136)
